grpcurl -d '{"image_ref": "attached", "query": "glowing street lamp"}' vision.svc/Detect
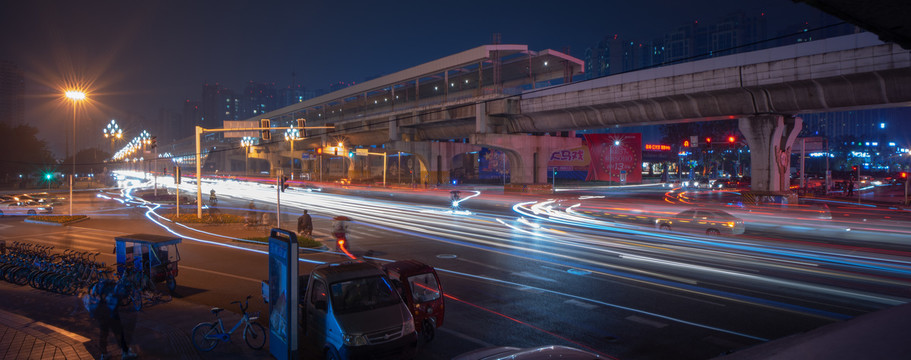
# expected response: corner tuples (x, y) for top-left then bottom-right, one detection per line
(65, 90), (86, 216)
(241, 136), (256, 176)
(103, 119), (123, 155)
(609, 139), (621, 185)
(284, 127), (301, 179)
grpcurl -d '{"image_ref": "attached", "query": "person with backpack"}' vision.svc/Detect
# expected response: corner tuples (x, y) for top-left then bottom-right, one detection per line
(89, 281), (137, 359)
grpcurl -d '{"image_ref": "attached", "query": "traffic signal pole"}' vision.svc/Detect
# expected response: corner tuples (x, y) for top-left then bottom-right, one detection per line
(194, 124), (334, 219)
(276, 172), (281, 229)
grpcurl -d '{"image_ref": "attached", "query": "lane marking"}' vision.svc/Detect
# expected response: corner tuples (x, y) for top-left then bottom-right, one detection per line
(626, 315), (668, 328)
(180, 265), (263, 283)
(565, 299), (599, 310)
(512, 271), (558, 283)
(437, 327), (494, 348)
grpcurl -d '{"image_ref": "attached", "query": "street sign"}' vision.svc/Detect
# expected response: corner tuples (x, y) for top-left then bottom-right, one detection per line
(268, 229), (299, 360)
(689, 136), (698, 147)
(355, 148), (368, 156)
(301, 153), (311, 160)
(794, 137), (826, 152)
(223, 120), (258, 138)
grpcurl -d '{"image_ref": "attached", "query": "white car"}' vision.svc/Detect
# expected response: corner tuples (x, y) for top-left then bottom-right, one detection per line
(0, 201), (54, 216)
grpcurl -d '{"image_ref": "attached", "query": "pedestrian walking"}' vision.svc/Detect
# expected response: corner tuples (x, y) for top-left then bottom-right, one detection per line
(847, 179), (855, 196)
(90, 282), (137, 359)
(297, 210), (313, 237)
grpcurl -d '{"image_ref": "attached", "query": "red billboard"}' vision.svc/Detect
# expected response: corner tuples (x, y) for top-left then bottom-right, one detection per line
(584, 133), (642, 183)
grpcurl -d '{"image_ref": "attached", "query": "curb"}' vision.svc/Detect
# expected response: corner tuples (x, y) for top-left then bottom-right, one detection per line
(23, 216), (91, 226)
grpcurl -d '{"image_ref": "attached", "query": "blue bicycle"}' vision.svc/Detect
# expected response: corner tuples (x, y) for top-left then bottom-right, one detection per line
(191, 295), (266, 351)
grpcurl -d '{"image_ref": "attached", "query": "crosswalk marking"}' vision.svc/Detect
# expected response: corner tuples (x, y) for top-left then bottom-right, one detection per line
(10, 232), (113, 252)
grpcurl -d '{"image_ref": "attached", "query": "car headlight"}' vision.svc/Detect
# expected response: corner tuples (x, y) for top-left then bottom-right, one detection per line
(402, 319), (416, 334)
(343, 333), (368, 346)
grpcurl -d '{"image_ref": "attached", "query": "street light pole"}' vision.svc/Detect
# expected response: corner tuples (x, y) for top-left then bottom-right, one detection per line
(71, 98), (75, 216)
(609, 139), (620, 185)
(65, 91), (85, 216)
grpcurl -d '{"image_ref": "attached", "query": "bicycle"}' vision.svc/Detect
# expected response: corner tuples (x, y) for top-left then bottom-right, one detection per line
(191, 295), (266, 351)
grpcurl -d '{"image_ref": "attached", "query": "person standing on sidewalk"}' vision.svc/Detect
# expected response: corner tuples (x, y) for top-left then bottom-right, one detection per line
(297, 210), (313, 237)
(92, 283), (137, 359)
(245, 201), (257, 227)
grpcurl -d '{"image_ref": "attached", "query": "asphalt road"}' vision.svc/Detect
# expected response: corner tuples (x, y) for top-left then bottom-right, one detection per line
(3, 179), (909, 360)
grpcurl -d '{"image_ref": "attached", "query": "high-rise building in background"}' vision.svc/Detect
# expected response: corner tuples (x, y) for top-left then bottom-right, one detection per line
(279, 84), (315, 108)
(583, 11), (857, 79)
(239, 81), (278, 119)
(329, 81), (355, 93)
(0, 61), (25, 125)
(200, 83), (238, 129)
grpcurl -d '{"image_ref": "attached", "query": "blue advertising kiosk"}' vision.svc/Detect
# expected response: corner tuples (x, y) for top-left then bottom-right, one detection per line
(268, 228), (298, 360)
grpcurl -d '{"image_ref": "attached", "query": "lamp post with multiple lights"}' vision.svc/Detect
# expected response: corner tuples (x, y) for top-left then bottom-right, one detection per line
(241, 136), (256, 176)
(65, 90), (86, 216)
(103, 120), (123, 155)
(284, 126), (301, 179)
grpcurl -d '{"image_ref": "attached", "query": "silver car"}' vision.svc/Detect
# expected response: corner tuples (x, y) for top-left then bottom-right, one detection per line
(655, 208), (745, 235)
(0, 201), (54, 216)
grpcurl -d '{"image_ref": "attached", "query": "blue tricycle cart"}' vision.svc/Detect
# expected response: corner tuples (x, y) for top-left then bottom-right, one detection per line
(115, 234), (182, 292)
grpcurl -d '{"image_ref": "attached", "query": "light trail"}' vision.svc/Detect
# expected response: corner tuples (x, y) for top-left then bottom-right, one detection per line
(114, 171), (911, 348)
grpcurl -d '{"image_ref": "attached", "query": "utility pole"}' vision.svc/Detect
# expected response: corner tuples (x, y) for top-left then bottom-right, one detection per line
(194, 124), (334, 219)
(276, 171), (281, 229)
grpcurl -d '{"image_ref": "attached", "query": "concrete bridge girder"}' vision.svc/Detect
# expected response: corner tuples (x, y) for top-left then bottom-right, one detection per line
(513, 68), (911, 132)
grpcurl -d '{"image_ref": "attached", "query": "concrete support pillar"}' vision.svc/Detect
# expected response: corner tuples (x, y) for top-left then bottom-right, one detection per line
(388, 116), (400, 141)
(388, 140), (481, 186)
(739, 115), (802, 192)
(470, 133), (582, 185)
(475, 102), (489, 134)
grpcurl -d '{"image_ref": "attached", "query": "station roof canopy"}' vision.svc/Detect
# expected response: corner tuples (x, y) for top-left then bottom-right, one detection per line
(252, 44), (584, 121)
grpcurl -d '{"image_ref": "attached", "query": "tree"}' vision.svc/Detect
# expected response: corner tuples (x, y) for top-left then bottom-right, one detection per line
(62, 147), (111, 177)
(0, 123), (56, 185)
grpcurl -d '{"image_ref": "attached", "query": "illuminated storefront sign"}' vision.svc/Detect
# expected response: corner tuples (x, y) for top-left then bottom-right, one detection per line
(645, 144), (671, 151)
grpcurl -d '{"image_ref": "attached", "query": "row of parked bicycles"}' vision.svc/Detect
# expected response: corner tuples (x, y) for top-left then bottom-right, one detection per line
(0, 242), (108, 295)
(0, 241), (168, 311)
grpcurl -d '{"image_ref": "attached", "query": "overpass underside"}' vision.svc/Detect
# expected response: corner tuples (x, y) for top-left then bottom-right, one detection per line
(213, 34), (911, 193)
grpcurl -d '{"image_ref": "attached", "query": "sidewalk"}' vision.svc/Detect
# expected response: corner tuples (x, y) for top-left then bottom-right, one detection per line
(0, 281), (272, 360)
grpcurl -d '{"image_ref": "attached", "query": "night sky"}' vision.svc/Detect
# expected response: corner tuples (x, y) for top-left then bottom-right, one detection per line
(1, 1), (833, 157)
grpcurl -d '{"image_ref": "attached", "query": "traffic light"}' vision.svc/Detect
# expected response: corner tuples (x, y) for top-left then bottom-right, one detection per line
(281, 176), (290, 192)
(260, 119), (271, 141)
(317, 147), (322, 154)
(150, 136), (157, 149)
(174, 167), (181, 184)
(683, 140), (690, 147)
(852, 166), (858, 171)
(297, 118), (306, 129)
(901, 172), (907, 179)
(44, 173), (52, 180)
(334, 147), (338, 156)
(728, 136), (735, 144)
(705, 137), (712, 144)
